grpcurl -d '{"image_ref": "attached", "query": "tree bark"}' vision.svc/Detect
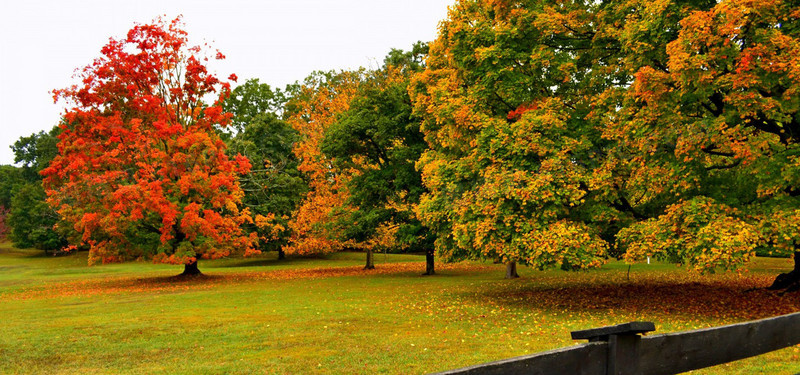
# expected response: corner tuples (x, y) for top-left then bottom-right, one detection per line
(277, 248), (286, 260)
(423, 248), (435, 275)
(181, 259), (202, 276)
(364, 248), (375, 270)
(505, 261), (519, 279)
(768, 251), (800, 292)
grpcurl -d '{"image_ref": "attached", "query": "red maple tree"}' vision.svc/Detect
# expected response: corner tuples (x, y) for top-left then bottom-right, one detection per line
(42, 17), (257, 275)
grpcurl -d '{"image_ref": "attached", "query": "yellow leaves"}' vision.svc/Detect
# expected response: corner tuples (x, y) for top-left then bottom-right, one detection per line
(364, 222), (401, 251)
(619, 197), (758, 273)
(506, 220), (608, 270)
(284, 71), (368, 255)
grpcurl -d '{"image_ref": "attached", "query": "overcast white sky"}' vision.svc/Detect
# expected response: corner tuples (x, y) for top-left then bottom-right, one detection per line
(0, 0), (454, 165)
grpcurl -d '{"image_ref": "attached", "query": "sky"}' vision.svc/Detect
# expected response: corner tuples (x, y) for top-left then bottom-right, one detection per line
(0, 0), (454, 165)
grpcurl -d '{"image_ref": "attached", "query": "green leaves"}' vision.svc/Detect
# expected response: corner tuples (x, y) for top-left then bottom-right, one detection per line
(224, 81), (307, 252)
(321, 53), (432, 253)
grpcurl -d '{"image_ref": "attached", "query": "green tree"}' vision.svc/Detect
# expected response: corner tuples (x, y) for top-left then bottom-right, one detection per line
(322, 46), (435, 274)
(0, 165), (23, 210)
(4, 126), (67, 251)
(411, 0), (800, 285)
(608, 0), (800, 285)
(222, 78), (290, 133)
(0, 165), (23, 240)
(7, 184), (66, 252)
(12, 126), (61, 181)
(224, 79), (307, 259)
(410, 0), (623, 277)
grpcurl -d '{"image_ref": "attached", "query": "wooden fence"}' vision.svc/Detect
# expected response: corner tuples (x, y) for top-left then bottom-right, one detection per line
(435, 312), (800, 375)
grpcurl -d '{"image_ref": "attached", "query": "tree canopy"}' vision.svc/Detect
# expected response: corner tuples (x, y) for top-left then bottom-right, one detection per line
(322, 44), (435, 272)
(42, 17), (256, 274)
(8, 0), (799, 286)
(409, 0), (800, 280)
(224, 79), (307, 257)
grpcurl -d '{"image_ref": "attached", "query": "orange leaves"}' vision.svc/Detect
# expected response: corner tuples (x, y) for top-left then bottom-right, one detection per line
(283, 71), (365, 255)
(233, 154), (251, 175)
(506, 102), (538, 121)
(42, 17), (255, 268)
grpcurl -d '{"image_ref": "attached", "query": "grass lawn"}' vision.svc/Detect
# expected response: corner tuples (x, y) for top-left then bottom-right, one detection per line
(1, 242), (799, 374)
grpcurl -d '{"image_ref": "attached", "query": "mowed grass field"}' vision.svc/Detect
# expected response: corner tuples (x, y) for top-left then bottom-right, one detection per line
(1, 242), (799, 374)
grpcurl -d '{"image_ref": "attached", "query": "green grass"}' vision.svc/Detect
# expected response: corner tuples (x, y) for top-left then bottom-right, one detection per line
(0, 242), (799, 374)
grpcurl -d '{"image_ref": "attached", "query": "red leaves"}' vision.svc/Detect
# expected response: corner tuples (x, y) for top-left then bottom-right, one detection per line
(233, 154), (251, 175)
(506, 102), (539, 121)
(43, 17), (256, 267)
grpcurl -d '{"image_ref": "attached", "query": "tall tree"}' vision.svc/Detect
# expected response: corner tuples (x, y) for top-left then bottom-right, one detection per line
(224, 79), (307, 259)
(283, 71), (366, 256)
(410, 0), (618, 277)
(609, 0), (800, 282)
(322, 44), (436, 274)
(42, 17), (256, 275)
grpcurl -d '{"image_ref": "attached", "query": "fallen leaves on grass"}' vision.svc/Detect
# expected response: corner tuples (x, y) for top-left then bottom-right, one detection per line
(6, 262), (799, 323)
(476, 273), (800, 320)
(2, 262), (492, 301)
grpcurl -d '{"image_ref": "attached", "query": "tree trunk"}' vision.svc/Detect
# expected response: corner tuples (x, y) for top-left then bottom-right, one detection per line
(423, 248), (435, 275)
(768, 251), (800, 292)
(181, 259), (202, 276)
(505, 261), (519, 279)
(278, 248), (286, 260)
(364, 248), (375, 270)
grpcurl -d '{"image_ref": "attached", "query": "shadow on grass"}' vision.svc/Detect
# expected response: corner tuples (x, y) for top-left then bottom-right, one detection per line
(157, 273), (225, 282)
(0, 247), (58, 259)
(219, 256), (321, 268)
(471, 276), (800, 320)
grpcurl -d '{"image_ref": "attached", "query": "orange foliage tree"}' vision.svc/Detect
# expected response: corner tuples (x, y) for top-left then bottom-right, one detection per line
(283, 71), (365, 256)
(42, 17), (256, 275)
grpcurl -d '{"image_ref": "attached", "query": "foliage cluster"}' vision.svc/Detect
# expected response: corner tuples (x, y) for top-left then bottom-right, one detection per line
(409, 0), (800, 274)
(40, 17), (256, 273)
(4, 0), (800, 279)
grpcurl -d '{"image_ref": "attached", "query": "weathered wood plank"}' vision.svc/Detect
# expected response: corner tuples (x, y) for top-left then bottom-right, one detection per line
(432, 342), (607, 375)
(639, 312), (800, 375)
(572, 321), (656, 341)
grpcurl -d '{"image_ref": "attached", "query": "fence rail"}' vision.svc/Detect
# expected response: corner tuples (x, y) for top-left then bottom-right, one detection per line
(435, 312), (800, 375)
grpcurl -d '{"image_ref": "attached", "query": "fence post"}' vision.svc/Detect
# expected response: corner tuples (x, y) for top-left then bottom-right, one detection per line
(571, 322), (656, 375)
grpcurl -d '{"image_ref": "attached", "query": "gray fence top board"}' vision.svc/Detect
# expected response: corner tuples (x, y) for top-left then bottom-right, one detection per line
(638, 311), (800, 375)
(571, 321), (656, 341)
